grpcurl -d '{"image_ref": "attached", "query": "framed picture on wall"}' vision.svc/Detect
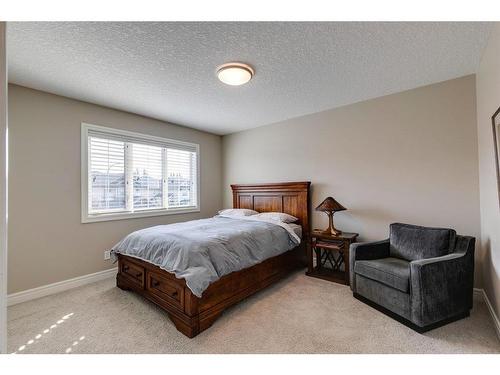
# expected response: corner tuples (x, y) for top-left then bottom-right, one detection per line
(493, 106), (500, 209)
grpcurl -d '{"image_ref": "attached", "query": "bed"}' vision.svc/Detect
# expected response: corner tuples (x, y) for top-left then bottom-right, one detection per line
(114, 181), (310, 338)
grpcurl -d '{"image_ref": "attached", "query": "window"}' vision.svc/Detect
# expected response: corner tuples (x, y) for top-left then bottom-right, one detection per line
(82, 123), (199, 223)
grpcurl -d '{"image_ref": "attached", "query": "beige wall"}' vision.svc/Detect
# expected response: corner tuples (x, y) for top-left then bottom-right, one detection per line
(223, 75), (482, 284)
(7, 84), (222, 294)
(476, 24), (500, 319)
(8, 74), (485, 294)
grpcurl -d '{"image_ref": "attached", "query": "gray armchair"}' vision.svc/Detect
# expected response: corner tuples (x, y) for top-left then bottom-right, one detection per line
(349, 223), (474, 332)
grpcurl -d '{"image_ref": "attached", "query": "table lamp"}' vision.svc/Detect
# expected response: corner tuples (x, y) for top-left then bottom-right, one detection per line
(315, 197), (346, 236)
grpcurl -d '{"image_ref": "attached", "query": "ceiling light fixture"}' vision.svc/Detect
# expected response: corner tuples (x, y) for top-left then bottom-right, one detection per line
(216, 62), (254, 86)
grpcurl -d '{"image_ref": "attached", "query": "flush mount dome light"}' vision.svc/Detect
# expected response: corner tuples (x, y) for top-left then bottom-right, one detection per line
(216, 62), (254, 86)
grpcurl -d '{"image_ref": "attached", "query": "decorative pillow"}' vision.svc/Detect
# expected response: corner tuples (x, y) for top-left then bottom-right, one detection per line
(253, 212), (298, 223)
(218, 208), (258, 217)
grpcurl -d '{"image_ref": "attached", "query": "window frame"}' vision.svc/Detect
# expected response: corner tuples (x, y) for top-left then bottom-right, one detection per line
(81, 123), (200, 223)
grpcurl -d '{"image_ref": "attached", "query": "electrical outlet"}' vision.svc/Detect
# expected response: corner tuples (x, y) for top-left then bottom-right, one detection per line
(104, 250), (111, 260)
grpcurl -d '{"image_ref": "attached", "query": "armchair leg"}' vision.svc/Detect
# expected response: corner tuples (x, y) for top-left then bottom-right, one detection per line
(353, 293), (470, 333)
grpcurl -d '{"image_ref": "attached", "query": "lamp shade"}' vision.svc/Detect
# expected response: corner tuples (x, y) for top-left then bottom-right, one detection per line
(315, 197), (346, 213)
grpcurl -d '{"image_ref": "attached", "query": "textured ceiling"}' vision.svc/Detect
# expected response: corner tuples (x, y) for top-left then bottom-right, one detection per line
(7, 22), (492, 135)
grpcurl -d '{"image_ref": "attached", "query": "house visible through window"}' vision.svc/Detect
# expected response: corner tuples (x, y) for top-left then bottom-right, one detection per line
(82, 123), (199, 222)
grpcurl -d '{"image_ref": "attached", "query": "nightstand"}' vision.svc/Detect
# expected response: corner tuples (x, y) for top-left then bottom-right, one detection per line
(306, 230), (358, 285)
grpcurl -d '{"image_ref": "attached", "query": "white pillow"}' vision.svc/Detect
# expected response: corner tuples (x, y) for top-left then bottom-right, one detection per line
(253, 212), (298, 223)
(218, 208), (258, 217)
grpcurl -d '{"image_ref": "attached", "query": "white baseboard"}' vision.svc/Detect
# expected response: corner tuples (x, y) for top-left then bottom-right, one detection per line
(7, 267), (117, 306)
(473, 288), (484, 298)
(474, 287), (500, 341)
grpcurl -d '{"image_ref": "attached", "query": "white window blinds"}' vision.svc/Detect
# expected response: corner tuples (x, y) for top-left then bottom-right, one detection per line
(83, 124), (199, 222)
(166, 148), (197, 208)
(89, 137), (126, 212)
(131, 143), (164, 210)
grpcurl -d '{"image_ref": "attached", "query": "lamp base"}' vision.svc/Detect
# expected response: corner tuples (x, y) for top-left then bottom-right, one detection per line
(321, 211), (342, 236)
(321, 227), (342, 236)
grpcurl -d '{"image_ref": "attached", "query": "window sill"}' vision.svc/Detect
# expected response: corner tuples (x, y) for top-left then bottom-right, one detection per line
(82, 207), (200, 223)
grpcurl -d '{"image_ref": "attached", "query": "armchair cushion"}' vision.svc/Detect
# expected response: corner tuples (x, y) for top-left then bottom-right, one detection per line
(354, 257), (410, 293)
(389, 223), (456, 261)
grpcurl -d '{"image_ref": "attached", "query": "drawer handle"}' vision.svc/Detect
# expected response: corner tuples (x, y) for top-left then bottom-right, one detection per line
(135, 272), (142, 278)
(171, 291), (178, 297)
(122, 265), (129, 272)
(152, 280), (160, 287)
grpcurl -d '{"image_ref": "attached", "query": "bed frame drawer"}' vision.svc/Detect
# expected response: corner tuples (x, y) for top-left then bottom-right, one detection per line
(120, 258), (145, 288)
(146, 270), (184, 310)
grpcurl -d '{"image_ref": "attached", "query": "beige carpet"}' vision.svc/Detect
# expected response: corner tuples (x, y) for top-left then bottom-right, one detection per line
(7, 271), (500, 354)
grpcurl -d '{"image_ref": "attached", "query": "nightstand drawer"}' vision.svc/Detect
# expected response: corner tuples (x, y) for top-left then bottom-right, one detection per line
(315, 240), (343, 251)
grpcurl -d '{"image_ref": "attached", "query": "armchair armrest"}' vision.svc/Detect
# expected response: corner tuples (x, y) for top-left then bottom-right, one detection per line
(410, 235), (475, 326)
(349, 239), (390, 290)
(350, 239), (390, 261)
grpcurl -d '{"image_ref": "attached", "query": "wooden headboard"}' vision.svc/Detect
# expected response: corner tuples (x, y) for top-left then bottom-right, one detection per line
(231, 181), (311, 237)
